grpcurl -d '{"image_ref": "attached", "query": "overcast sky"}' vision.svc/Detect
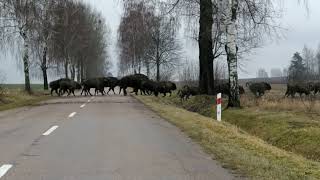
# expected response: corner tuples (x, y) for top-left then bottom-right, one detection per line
(1, 0), (320, 83)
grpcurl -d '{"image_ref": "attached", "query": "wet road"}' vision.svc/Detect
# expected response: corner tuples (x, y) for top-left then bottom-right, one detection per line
(0, 94), (236, 180)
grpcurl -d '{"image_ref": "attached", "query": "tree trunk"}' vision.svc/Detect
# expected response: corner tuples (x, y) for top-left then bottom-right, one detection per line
(42, 47), (48, 90)
(70, 64), (75, 80)
(81, 60), (84, 82)
(42, 68), (48, 90)
(156, 62), (160, 82)
(21, 31), (31, 93)
(77, 60), (81, 82)
(225, 0), (240, 108)
(64, 58), (69, 79)
(208, 60), (215, 94)
(156, 48), (160, 82)
(199, 0), (214, 95)
(146, 61), (150, 77)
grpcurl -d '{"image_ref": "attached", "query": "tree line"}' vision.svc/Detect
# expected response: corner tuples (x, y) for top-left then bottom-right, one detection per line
(288, 44), (320, 82)
(120, 0), (296, 107)
(0, 0), (111, 92)
(118, 1), (181, 82)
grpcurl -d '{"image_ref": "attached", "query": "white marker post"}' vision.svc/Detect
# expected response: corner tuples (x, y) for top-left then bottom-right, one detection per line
(216, 93), (222, 122)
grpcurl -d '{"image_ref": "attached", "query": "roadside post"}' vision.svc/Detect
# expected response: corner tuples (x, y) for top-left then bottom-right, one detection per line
(216, 93), (222, 121)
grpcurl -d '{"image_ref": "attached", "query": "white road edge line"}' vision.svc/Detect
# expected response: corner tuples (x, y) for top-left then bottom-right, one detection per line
(0, 164), (12, 178)
(80, 104), (86, 108)
(42, 126), (59, 136)
(68, 112), (77, 118)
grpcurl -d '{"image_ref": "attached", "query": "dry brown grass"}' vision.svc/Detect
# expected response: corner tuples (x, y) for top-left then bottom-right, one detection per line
(241, 84), (320, 116)
(0, 85), (51, 111)
(136, 95), (320, 180)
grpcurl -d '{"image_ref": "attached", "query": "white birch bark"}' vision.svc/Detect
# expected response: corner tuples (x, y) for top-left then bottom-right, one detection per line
(225, 0), (240, 107)
(21, 29), (31, 92)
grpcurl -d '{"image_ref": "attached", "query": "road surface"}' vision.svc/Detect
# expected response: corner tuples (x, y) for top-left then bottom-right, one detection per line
(0, 94), (237, 180)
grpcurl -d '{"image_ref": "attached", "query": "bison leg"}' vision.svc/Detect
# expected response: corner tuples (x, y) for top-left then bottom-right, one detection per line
(72, 90), (76, 96)
(100, 89), (104, 96)
(67, 89), (71, 96)
(123, 88), (127, 96)
(55, 89), (59, 96)
(107, 88), (111, 95)
(112, 87), (116, 95)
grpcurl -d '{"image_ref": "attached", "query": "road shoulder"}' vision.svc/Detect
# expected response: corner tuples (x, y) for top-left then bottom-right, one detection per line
(135, 95), (320, 180)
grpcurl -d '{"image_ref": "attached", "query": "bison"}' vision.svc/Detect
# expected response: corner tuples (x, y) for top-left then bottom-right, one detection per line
(49, 78), (70, 96)
(81, 78), (107, 96)
(312, 82), (320, 95)
(93, 77), (119, 95)
(105, 77), (119, 95)
(215, 82), (245, 96)
(140, 80), (159, 96)
(178, 85), (199, 100)
(285, 82), (313, 97)
(246, 82), (271, 97)
(59, 79), (81, 96)
(156, 81), (177, 97)
(118, 74), (149, 96)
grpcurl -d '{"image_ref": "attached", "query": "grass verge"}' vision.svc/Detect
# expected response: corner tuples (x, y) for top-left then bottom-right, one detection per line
(145, 94), (320, 163)
(0, 84), (51, 111)
(136, 95), (320, 180)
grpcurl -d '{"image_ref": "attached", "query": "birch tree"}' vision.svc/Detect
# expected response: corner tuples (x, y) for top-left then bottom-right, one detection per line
(146, 13), (181, 81)
(0, 0), (38, 93)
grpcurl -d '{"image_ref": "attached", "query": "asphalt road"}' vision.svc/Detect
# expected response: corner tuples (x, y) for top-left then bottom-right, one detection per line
(0, 93), (236, 180)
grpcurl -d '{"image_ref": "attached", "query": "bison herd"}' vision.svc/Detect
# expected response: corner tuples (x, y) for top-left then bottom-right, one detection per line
(49, 74), (177, 98)
(49, 74), (320, 100)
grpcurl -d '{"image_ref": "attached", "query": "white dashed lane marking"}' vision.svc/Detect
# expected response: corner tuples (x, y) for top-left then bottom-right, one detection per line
(88, 100), (91, 102)
(80, 104), (86, 108)
(0, 164), (13, 178)
(68, 112), (77, 118)
(42, 126), (59, 136)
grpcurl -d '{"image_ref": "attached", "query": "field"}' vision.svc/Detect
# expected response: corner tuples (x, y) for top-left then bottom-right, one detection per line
(137, 83), (320, 163)
(135, 94), (320, 179)
(0, 84), (51, 111)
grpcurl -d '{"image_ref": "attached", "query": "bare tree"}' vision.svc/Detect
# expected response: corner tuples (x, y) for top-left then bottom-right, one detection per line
(0, 0), (40, 93)
(118, 2), (154, 76)
(146, 11), (181, 82)
(178, 58), (199, 86)
(29, 0), (56, 90)
(50, 1), (111, 80)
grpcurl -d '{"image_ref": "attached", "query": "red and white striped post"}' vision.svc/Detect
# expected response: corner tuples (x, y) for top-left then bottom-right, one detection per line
(216, 93), (222, 121)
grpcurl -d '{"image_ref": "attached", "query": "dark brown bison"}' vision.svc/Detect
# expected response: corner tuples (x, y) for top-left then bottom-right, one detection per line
(59, 79), (81, 96)
(49, 78), (70, 96)
(81, 78), (107, 96)
(93, 77), (119, 95)
(313, 82), (320, 95)
(118, 74), (149, 96)
(215, 82), (245, 96)
(246, 82), (271, 97)
(156, 81), (177, 97)
(178, 85), (199, 100)
(105, 77), (119, 95)
(285, 82), (313, 97)
(140, 80), (159, 96)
